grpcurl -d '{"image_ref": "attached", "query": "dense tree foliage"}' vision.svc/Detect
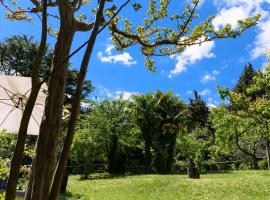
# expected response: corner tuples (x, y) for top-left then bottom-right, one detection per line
(233, 63), (257, 95)
(217, 60), (270, 171)
(129, 93), (156, 173)
(0, 35), (94, 104)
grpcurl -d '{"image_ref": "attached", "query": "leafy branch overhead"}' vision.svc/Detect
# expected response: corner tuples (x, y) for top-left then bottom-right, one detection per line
(108, 0), (260, 71)
(1, 0), (260, 72)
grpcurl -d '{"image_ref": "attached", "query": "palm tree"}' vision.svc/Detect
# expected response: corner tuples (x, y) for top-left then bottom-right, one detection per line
(130, 93), (156, 173)
(153, 90), (186, 174)
(85, 99), (132, 174)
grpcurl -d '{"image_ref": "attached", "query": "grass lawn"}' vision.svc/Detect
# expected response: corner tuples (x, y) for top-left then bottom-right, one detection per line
(59, 170), (270, 200)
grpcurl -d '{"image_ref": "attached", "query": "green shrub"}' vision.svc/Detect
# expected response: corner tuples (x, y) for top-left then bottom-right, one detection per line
(258, 160), (268, 170)
(0, 159), (8, 181)
(0, 192), (5, 200)
(0, 130), (16, 159)
(238, 163), (251, 170)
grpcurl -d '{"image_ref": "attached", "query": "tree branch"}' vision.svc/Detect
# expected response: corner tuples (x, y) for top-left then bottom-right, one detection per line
(39, 0), (131, 85)
(75, 21), (95, 32)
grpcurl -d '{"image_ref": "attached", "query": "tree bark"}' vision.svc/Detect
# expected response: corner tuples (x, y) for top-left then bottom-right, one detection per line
(24, 157), (36, 200)
(108, 134), (119, 174)
(187, 163), (200, 179)
(144, 140), (152, 173)
(4, 85), (41, 200)
(166, 137), (176, 174)
(28, 2), (76, 199)
(252, 155), (259, 170)
(60, 167), (69, 194)
(48, 1), (106, 199)
(5, 1), (47, 199)
(266, 138), (270, 172)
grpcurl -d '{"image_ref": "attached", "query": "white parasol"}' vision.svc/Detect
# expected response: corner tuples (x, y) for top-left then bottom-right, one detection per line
(0, 75), (47, 135)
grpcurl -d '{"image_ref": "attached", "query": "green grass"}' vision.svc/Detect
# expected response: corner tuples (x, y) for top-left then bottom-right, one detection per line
(60, 170), (270, 200)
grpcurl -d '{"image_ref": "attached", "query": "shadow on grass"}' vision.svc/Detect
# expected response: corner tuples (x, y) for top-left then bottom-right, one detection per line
(76, 170), (236, 182)
(79, 173), (126, 181)
(200, 170), (234, 175)
(59, 191), (83, 200)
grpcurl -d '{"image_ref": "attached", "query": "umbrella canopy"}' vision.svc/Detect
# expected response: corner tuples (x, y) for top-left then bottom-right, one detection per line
(0, 75), (47, 135)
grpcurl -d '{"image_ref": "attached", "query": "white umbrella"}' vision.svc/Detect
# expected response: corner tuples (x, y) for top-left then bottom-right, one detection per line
(0, 75), (47, 135)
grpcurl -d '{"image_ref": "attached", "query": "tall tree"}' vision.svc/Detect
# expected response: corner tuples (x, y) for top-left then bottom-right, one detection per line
(234, 63), (257, 95)
(0, 35), (51, 77)
(4, 2), (48, 199)
(75, 99), (133, 174)
(211, 105), (263, 169)
(130, 93), (156, 173)
(182, 91), (212, 178)
(188, 90), (210, 129)
(153, 90), (186, 174)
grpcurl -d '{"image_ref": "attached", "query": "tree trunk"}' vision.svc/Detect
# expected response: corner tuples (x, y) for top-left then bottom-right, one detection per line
(5, 1), (47, 198)
(266, 138), (270, 172)
(188, 162), (200, 179)
(48, 1), (106, 199)
(155, 147), (167, 174)
(144, 141), (151, 173)
(166, 134), (176, 174)
(24, 157), (36, 200)
(108, 134), (119, 174)
(252, 156), (259, 170)
(4, 86), (40, 200)
(60, 167), (69, 194)
(28, 3), (76, 199)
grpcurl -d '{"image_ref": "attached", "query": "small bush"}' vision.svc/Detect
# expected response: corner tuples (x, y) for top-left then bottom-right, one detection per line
(0, 159), (8, 181)
(0, 192), (5, 200)
(238, 163), (251, 170)
(258, 160), (268, 170)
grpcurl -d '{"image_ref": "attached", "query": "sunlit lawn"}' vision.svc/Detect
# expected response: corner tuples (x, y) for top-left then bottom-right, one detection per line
(59, 170), (270, 200)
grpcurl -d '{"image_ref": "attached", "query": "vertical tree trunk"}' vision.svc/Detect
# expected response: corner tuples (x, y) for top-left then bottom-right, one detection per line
(166, 146), (174, 173)
(251, 156), (259, 170)
(4, 86), (41, 200)
(165, 134), (177, 174)
(144, 141), (152, 173)
(5, 1), (47, 198)
(24, 157), (36, 200)
(48, 1), (106, 199)
(60, 167), (69, 194)
(266, 138), (270, 172)
(28, 3), (76, 199)
(187, 162), (200, 179)
(108, 134), (119, 174)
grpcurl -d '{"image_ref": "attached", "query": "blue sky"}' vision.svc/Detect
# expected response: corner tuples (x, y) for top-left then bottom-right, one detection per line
(1, 0), (270, 107)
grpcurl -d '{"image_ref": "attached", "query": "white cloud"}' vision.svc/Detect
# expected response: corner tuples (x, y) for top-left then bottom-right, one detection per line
(96, 85), (138, 100)
(105, 44), (114, 55)
(115, 91), (138, 100)
(199, 89), (211, 96)
(207, 103), (217, 108)
(252, 18), (270, 59)
(201, 70), (220, 83)
(213, 0), (270, 59)
(212, 6), (249, 30)
(169, 40), (215, 78)
(97, 44), (137, 66)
